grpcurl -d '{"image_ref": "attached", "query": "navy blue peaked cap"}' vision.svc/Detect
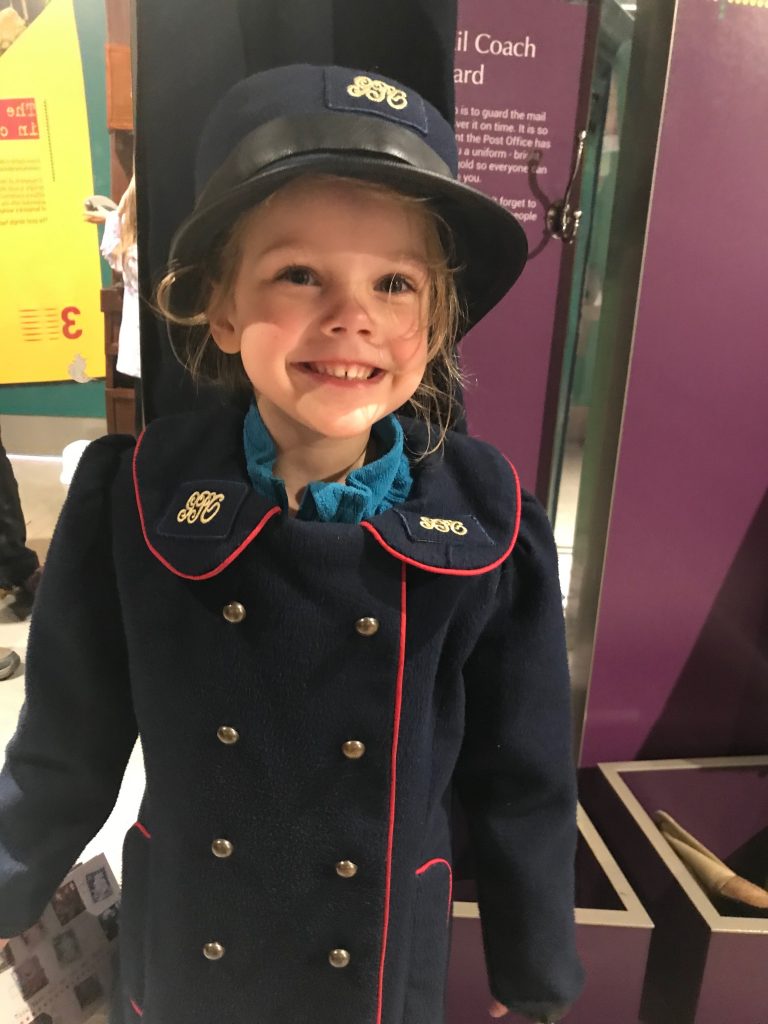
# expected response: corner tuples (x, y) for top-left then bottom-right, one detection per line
(169, 64), (528, 331)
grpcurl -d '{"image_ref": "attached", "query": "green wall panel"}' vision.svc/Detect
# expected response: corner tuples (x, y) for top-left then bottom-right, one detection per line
(0, 381), (106, 418)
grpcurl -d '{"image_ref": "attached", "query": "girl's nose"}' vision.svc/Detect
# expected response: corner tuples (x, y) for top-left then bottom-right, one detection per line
(320, 287), (376, 338)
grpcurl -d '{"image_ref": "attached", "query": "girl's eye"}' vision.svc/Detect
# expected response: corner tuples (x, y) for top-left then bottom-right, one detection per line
(379, 273), (417, 295)
(276, 266), (317, 286)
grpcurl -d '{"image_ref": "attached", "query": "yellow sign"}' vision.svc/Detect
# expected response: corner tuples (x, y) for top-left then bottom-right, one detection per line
(0, 0), (104, 384)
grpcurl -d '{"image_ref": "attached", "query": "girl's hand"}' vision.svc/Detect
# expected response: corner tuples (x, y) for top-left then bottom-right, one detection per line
(489, 999), (509, 1018)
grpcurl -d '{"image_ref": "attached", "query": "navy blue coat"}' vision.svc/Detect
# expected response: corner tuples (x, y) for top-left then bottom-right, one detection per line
(0, 408), (584, 1023)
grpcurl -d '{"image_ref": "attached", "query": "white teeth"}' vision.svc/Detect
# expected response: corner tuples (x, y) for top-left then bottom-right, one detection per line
(308, 363), (376, 380)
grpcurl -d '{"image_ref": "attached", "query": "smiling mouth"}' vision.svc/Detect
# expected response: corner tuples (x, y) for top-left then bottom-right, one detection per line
(297, 362), (384, 381)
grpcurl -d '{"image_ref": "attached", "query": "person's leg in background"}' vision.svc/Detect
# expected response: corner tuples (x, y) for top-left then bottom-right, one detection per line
(0, 428), (41, 619)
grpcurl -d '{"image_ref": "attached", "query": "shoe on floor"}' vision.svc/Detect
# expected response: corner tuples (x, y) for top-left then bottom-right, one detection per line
(0, 648), (21, 681)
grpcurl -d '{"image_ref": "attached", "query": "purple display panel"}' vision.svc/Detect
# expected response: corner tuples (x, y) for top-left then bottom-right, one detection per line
(454, 0), (590, 490)
(580, 0), (768, 764)
(582, 759), (768, 1024)
(446, 808), (653, 1023)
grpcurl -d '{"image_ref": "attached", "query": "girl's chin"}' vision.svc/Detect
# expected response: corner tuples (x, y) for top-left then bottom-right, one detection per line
(255, 393), (383, 431)
(298, 412), (383, 439)
(255, 390), (413, 439)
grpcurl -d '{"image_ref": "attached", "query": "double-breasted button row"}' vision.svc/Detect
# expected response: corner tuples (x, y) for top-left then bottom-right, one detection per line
(207, 618), (241, 962)
(212, 715), (235, 953)
(223, 607), (379, 634)
(204, 940), (351, 967)
(344, 618), (376, 759)
(206, 614), (376, 967)
(330, 619), (376, 970)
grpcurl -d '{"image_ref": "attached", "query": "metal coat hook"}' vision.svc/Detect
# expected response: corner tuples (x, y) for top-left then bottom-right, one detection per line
(546, 129), (588, 244)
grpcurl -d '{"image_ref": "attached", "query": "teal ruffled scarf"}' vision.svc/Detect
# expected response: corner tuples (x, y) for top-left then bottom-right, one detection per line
(243, 402), (413, 523)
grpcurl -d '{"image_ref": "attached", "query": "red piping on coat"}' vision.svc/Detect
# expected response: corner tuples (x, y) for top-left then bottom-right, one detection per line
(131, 429), (282, 581)
(129, 997), (144, 1016)
(415, 858), (453, 924)
(361, 457), (522, 576)
(133, 821), (151, 839)
(375, 562), (407, 1024)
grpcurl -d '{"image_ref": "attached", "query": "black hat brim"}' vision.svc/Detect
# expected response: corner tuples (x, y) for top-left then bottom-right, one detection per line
(166, 152), (528, 335)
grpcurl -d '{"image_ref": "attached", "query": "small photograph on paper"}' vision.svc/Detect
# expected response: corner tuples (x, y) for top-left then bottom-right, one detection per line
(74, 972), (104, 1009)
(53, 927), (83, 966)
(20, 921), (47, 949)
(86, 867), (114, 905)
(98, 903), (120, 942)
(51, 879), (86, 926)
(12, 954), (49, 999)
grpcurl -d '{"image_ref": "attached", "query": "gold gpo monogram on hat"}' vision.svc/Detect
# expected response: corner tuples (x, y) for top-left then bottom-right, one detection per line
(346, 75), (408, 110)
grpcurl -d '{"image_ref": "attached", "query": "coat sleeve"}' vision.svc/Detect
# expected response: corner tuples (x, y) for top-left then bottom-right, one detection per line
(453, 490), (585, 1022)
(0, 436), (138, 936)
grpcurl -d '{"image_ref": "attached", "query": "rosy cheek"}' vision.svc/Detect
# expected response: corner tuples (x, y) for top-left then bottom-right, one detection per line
(390, 331), (429, 372)
(385, 302), (425, 338)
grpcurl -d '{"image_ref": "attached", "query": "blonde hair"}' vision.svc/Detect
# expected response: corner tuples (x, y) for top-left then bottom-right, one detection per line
(155, 174), (467, 455)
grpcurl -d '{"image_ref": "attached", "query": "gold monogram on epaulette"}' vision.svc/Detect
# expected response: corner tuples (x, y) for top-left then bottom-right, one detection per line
(177, 490), (225, 525)
(347, 75), (408, 110)
(419, 517), (468, 536)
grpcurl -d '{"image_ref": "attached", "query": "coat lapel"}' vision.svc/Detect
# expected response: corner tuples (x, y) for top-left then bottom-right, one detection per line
(362, 423), (521, 575)
(132, 407), (281, 580)
(132, 408), (520, 579)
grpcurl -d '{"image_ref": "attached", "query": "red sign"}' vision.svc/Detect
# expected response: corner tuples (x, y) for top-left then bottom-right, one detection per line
(0, 98), (40, 140)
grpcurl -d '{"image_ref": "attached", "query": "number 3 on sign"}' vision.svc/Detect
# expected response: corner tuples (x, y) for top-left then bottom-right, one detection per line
(61, 306), (82, 340)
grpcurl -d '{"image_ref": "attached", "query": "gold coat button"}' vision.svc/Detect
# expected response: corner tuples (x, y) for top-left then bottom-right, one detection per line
(355, 617), (379, 637)
(212, 838), (233, 859)
(342, 740), (366, 759)
(203, 942), (225, 960)
(217, 726), (240, 745)
(336, 860), (358, 878)
(329, 948), (351, 968)
(222, 601), (246, 624)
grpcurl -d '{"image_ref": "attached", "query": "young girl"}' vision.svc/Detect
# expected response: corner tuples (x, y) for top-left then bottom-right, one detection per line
(0, 65), (584, 1024)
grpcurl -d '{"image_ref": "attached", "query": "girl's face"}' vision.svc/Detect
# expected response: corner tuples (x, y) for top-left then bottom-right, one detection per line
(208, 179), (431, 440)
